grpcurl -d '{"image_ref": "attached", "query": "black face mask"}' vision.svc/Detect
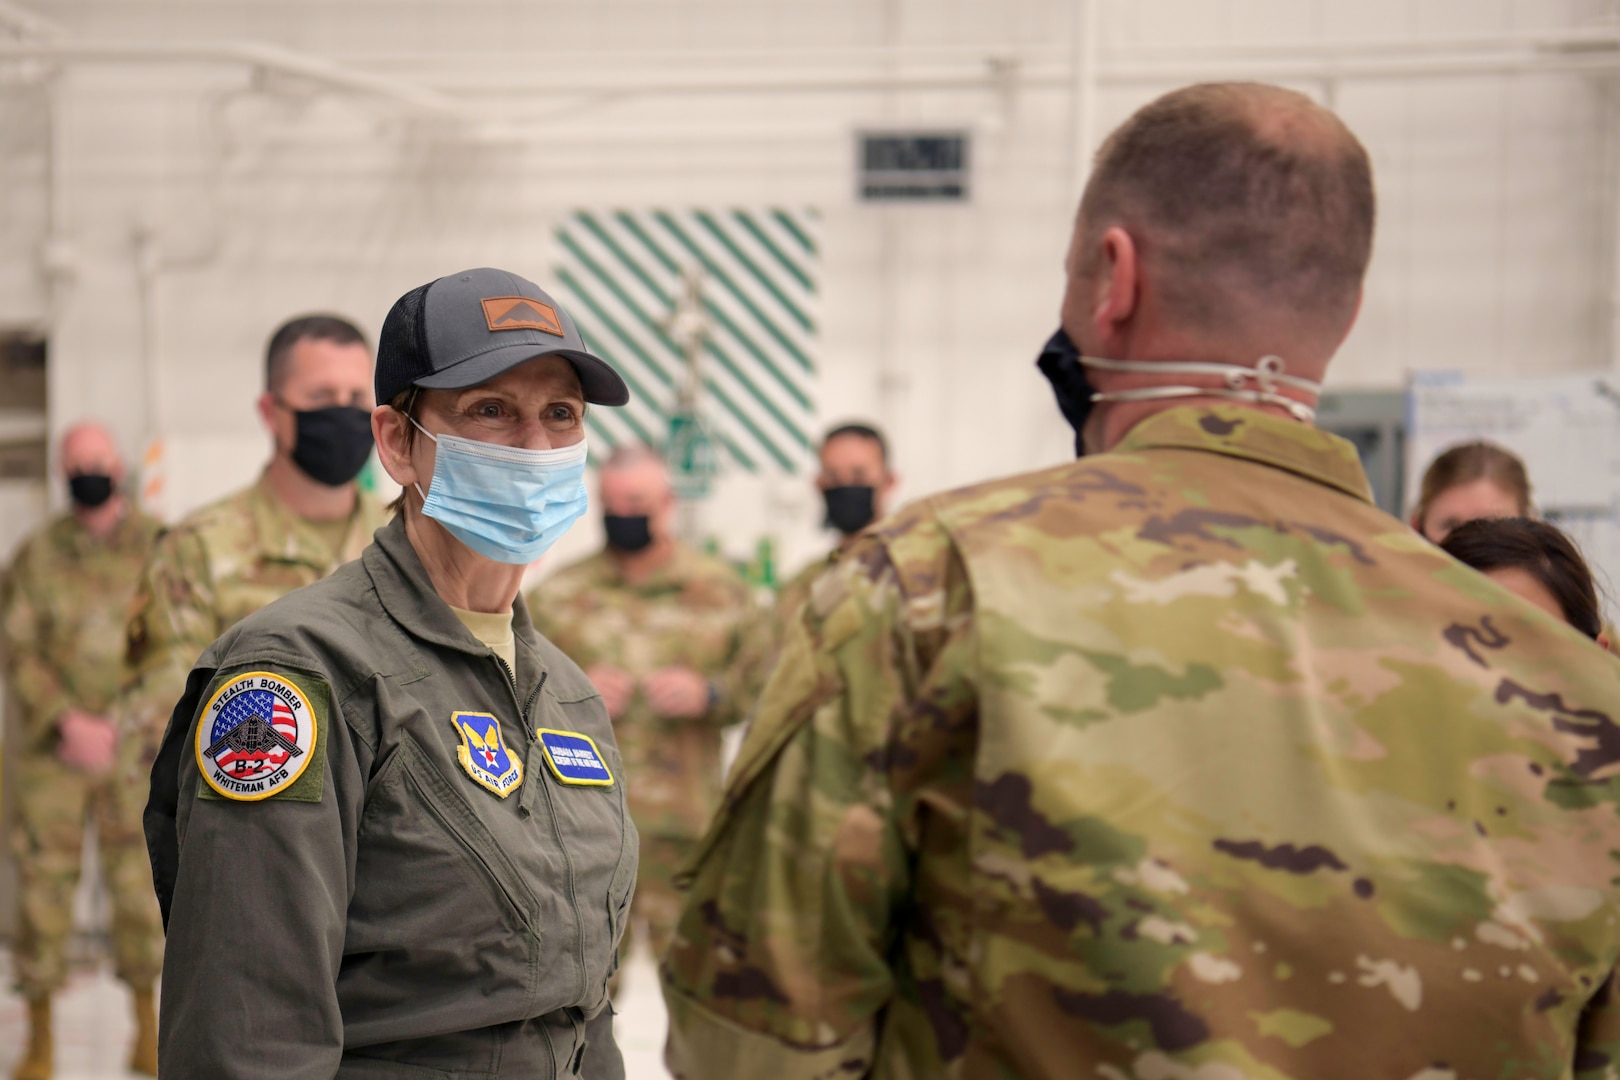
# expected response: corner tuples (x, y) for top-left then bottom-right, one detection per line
(289, 406), (375, 487)
(67, 473), (115, 508)
(1036, 327), (1094, 458)
(822, 485), (876, 536)
(603, 514), (654, 553)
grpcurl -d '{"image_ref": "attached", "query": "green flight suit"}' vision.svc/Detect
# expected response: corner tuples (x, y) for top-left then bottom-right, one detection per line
(146, 515), (636, 1079)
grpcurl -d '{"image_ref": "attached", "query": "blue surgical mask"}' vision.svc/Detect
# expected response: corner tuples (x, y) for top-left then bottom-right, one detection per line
(410, 418), (589, 564)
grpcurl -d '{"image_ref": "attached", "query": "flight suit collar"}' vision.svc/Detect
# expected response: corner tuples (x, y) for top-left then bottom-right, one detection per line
(247, 471), (371, 571)
(1116, 406), (1374, 504)
(365, 515), (543, 662)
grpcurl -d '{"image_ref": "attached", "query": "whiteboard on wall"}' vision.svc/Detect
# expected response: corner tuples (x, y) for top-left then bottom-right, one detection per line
(1406, 371), (1620, 602)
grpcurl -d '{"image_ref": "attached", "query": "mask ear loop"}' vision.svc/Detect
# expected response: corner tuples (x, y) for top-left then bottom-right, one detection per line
(403, 409), (437, 504)
(1238, 355), (1317, 423)
(1082, 353), (1320, 423)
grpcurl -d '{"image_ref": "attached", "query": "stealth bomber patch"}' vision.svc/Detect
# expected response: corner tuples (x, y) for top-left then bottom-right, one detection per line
(451, 712), (524, 798)
(536, 728), (614, 787)
(196, 671), (320, 802)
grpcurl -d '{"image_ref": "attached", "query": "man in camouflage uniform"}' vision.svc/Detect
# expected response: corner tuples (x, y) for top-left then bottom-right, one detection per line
(661, 83), (1620, 1078)
(1, 423), (162, 1079)
(528, 446), (763, 982)
(770, 422), (896, 657)
(122, 315), (389, 773)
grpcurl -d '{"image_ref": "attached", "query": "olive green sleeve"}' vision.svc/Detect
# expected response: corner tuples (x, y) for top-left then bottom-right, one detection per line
(580, 1005), (625, 1080)
(150, 663), (360, 1079)
(0, 544), (74, 748)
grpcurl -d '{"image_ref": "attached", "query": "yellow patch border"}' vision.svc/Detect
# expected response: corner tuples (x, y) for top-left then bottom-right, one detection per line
(535, 727), (615, 787)
(450, 711), (524, 798)
(194, 671), (318, 803)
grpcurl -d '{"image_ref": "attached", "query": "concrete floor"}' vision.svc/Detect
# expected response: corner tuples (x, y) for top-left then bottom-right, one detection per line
(0, 945), (673, 1079)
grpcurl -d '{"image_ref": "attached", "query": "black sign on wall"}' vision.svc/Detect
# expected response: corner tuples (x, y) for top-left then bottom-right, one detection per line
(859, 132), (970, 202)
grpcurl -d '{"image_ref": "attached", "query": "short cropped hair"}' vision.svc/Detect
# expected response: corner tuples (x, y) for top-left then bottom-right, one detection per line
(822, 422), (888, 465)
(266, 315), (369, 392)
(1078, 82), (1375, 334)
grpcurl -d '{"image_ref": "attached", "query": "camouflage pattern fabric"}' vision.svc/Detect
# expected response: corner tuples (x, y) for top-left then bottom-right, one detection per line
(662, 405), (1620, 1080)
(120, 474), (388, 768)
(1, 510), (164, 995)
(767, 550), (835, 668)
(528, 544), (766, 963)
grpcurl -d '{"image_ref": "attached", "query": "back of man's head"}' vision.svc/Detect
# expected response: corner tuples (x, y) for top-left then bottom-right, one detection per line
(265, 315), (369, 393)
(1078, 82), (1375, 345)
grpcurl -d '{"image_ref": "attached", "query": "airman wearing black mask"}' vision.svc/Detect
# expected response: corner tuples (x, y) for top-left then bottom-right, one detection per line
(768, 422), (898, 662)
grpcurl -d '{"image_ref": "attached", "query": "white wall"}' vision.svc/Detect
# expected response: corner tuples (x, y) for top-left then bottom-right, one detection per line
(2, 0), (1617, 573)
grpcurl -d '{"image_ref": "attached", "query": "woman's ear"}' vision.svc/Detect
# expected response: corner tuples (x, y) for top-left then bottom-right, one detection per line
(373, 407), (420, 490)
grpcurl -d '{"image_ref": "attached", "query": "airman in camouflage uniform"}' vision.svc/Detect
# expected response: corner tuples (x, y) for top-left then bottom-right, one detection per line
(770, 422), (896, 663)
(528, 447), (764, 977)
(1, 423), (162, 1079)
(121, 315), (387, 769)
(661, 84), (1620, 1078)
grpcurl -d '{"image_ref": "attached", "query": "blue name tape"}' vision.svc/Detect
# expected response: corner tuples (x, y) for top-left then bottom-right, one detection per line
(536, 728), (614, 787)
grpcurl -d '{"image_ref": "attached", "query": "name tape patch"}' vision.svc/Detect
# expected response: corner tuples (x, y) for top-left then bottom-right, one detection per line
(195, 672), (318, 802)
(451, 712), (524, 798)
(536, 728), (613, 787)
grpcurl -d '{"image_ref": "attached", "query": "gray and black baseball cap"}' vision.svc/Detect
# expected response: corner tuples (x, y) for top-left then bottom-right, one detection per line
(375, 267), (629, 407)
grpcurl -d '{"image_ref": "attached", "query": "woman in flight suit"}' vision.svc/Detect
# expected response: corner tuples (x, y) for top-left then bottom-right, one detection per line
(145, 268), (638, 1079)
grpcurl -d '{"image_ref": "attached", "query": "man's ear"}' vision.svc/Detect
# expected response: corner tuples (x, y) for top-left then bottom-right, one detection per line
(1093, 226), (1141, 339)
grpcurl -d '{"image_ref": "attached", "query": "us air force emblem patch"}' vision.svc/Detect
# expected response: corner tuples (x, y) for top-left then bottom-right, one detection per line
(450, 712), (524, 797)
(195, 672), (318, 801)
(536, 728), (614, 787)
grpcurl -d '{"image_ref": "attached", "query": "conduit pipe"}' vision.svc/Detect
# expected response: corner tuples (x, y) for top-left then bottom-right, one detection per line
(0, 0), (61, 41)
(1, 32), (1618, 117)
(0, 39), (463, 117)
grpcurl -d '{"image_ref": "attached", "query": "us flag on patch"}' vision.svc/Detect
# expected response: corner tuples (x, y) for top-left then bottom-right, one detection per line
(205, 688), (302, 783)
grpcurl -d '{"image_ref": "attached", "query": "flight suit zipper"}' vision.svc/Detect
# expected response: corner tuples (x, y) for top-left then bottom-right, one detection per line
(494, 655), (547, 737)
(497, 653), (588, 1015)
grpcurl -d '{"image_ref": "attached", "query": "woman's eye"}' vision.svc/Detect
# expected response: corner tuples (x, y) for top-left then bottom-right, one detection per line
(475, 402), (504, 419)
(548, 405), (578, 423)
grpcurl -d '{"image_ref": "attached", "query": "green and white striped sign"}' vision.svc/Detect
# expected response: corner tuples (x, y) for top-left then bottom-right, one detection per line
(553, 208), (819, 475)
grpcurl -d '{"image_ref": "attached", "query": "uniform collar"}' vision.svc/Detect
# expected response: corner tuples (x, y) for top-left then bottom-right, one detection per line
(1114, 406), (1374, 504)
(366, 514), (542, 660)
(56, 505), (148, 555)
(247, 471), (371, 569)
(589, 542), (700, 594)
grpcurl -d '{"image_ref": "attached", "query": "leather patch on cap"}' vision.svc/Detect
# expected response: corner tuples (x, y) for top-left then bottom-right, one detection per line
(482, 296), (564, 336)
